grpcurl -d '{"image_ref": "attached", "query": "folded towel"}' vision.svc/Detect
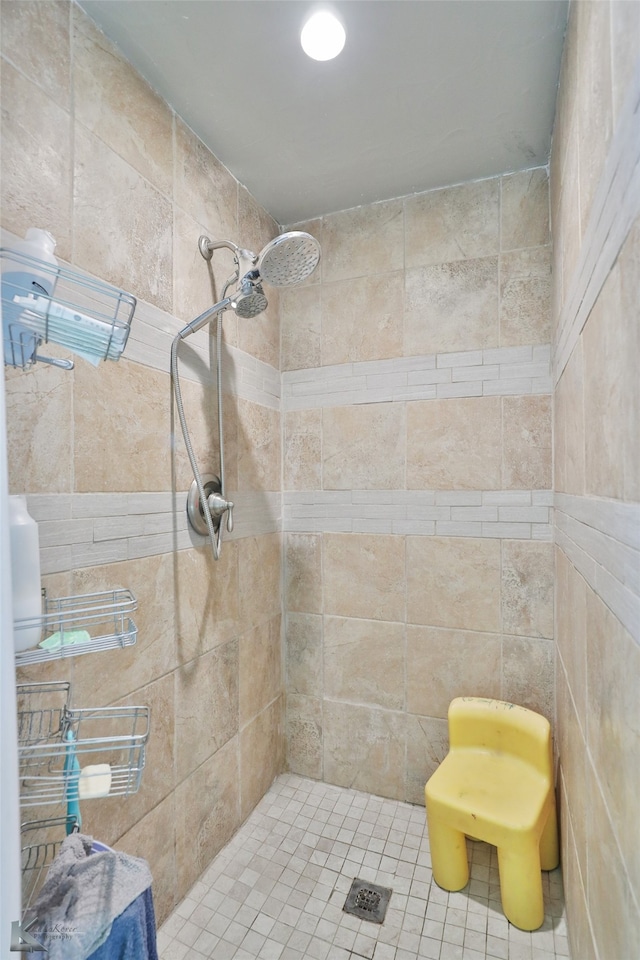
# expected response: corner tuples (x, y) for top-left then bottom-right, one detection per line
(27, 833), (153, 960)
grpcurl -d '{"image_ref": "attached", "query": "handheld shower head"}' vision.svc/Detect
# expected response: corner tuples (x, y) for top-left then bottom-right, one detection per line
(232, 274), (268, 319)
(257, 231), (321, 287)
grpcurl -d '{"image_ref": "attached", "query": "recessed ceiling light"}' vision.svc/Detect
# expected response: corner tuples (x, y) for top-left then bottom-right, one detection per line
(301, 10), (346, 61)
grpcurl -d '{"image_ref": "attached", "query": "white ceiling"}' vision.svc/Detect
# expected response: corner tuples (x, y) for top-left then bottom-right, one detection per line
(79, 0), (568, 225)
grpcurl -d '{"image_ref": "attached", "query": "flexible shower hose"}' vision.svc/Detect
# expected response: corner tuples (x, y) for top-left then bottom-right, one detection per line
(171, 318), (224, 562)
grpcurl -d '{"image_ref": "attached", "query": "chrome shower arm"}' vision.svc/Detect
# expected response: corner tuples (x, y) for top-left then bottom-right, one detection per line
(198, 237), (239, 260)
(198, 236), (258, 265)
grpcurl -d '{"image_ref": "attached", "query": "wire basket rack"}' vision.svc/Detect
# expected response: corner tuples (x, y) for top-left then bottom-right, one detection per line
(17, 682), (150, 808)
(20, 814), (80, 911)
(1, 247), (136, 370)
(15, 588), (138, 666)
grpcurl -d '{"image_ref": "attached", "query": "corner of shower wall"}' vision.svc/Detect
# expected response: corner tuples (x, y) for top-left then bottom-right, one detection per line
(550, 1), (640, 956)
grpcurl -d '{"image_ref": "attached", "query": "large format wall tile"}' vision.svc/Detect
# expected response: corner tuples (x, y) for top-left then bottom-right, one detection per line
(285, 533), (322, 614)
(502, 540), (554, 639)
(406, 625), (501, 718)
(405, 714), (449, 804)
(73, 357), (171, 492)
(281, 285), (322, 371)
(404, 179), (500, 267)
(239, 615), (282, 727)
(284, 409), (322, 490)
(321, 272), (404, 365)
(407, 536), (501, 632)
(503, 395), (552, 489)
(323, 403), (405, 489)
(240, 697), (284, 820)
(407, 397), (502, 489)
(1, 0), (70, 108)
(174, 737), (240, 898)
(5, 363), (73, 494)
(324, 616), (404, 710)
(286, 694), (323, 780)
(73, 125), (172, 310)
(502, 635), (554, 722)
(586, 589), (640, 898)
(238, 533), (282, 631)
(323, 533), (405, 622)
(499, 246), (551, 346)
(174, 541), (240, 662)
(501, 168), (550, 251)
(322, 200), (404, 283)
(323, 701), (406, 800)
(174, 639), (239, 782)
(236, 398), (281, 491)
(73, 9), (173, 197)
(0, 62), (72, 259)
(404, 256), (499, 355)
(286, 613), (323, 698)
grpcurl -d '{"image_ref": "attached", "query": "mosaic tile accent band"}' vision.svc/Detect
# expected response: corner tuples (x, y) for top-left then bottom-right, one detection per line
(555, 492), (640, 644)
(283, 346), (552, 411)
(27, 491), (281, 574)
(554, 62), (640, 383)
(283, 490), (553, 540)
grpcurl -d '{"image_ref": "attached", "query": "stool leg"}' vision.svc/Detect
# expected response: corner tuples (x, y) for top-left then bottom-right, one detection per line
(426, 813), (469, 891)
(497, 835), (544, 931)
(539, 802), (559, 871)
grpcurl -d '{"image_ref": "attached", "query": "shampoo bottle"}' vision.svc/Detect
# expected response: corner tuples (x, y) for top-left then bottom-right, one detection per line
(2, 228), (58, 366)
(9, 496), (42, 652)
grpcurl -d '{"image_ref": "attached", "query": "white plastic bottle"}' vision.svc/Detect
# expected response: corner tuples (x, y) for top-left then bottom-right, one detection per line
(2, 228), (58, 366)
(9, 496), (42, 651)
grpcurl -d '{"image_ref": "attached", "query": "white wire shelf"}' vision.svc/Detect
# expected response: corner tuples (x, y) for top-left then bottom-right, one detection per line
(17, 681), (150, 808)
(21, 814), (80, 911)
(1, 247), (136, 370)
(15, 588), (138, 666)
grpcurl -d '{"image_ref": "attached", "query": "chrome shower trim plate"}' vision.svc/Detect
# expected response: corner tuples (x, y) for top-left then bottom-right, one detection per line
(187, 474), (222, 537)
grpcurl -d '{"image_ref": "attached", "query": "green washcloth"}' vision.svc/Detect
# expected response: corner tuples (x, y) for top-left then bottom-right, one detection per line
(39, 629), (91, 650)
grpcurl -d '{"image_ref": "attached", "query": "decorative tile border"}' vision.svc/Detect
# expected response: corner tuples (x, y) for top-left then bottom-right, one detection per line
(555, 492), (640, 644)
(27, 491), (281, 574)
(554, 61), (640, 383)
(283, 489), (553, 539)
(282, 345), (551, 411)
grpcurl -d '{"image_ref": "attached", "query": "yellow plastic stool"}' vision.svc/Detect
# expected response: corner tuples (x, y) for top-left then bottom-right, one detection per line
(424, 697), (559, 931)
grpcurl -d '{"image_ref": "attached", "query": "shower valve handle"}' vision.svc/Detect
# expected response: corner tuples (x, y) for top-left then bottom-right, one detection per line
(207, 492), (234, 532)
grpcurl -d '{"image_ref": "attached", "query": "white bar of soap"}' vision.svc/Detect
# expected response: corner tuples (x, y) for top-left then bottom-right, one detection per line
(78, 763), (112, 799)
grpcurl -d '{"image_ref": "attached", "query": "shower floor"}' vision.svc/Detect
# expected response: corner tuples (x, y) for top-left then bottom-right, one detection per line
(157, 773), (569, 960)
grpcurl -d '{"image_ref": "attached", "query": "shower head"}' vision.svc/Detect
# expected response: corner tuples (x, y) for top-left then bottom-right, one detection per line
(257, 231), (321, 287)
(232, 274), (268, 319)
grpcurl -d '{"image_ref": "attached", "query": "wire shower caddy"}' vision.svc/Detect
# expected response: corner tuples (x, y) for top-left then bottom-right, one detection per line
(1, 247), (136, 370)
(17, 681), (150, 808)
(14, 588), (138, 666)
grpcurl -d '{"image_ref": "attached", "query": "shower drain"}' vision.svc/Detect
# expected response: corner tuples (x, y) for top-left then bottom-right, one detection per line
(343, 878), (392, 924)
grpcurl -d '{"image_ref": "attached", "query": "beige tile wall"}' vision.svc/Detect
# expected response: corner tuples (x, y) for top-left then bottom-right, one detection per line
(283, 168), (555, 804)
(1, 1), (283, 923)
(551, 1), (640, 956)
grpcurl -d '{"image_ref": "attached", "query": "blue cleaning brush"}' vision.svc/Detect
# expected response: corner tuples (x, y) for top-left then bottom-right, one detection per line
(63, 729), (81, 834)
